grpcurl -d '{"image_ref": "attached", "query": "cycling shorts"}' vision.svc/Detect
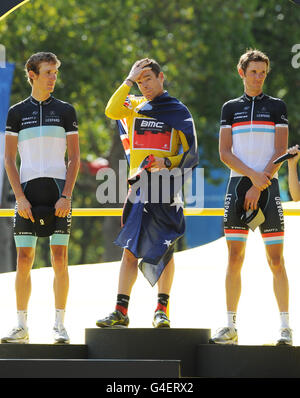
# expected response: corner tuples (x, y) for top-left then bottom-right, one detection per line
(223, 176), (284, 245)
(14, 177), (72, 248)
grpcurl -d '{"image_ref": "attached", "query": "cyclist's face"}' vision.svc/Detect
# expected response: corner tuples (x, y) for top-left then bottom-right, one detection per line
(240, 61), (268, 94)
(32, 62), (58, 93)
(137, 69), (164, 100)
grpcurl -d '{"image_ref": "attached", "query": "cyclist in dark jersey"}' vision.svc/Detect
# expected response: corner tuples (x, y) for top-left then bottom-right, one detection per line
(209, 49), (291, 346)
(2, 52), (80, 344)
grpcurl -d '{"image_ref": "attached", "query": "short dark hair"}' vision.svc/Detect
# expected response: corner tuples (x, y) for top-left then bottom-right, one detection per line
(237, 49), (270, 74)
(137, 58), (161, 77)
(25, 52), (61, 85)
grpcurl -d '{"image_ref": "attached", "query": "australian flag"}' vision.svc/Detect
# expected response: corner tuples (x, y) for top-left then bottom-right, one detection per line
(115, 91), (198, 286)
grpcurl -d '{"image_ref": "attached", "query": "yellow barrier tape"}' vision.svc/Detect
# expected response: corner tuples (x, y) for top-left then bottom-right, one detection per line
(0, 206), (298, 217)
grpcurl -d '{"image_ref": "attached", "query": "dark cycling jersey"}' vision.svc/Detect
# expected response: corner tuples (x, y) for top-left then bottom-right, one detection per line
(5, 95), (78, 183)
(6, 95), (77, 247)
(220, 92), (288, 178)
(220, 92), (288, 245)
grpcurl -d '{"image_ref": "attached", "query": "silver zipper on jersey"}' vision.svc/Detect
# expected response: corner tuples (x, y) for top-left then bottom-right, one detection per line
(39, 101), (43, 176)
(250, 96), (255, 132)
(249, 96), (255, 162)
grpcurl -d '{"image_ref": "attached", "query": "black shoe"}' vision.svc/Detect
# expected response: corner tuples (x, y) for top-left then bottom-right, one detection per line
(96, 310), (129, 328)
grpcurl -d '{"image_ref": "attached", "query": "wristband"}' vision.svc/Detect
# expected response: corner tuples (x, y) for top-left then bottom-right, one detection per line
(126, 78), (135, 85)
(61, 194), (72, 200)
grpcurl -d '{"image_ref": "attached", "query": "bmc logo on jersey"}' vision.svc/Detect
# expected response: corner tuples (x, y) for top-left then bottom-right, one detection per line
(133, 118), (172, 151)
(140, 120), (165, 129)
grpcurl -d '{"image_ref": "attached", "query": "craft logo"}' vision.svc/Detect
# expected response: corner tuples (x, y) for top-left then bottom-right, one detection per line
(0, 44), (5, 68)
(291, 44), (300, 69)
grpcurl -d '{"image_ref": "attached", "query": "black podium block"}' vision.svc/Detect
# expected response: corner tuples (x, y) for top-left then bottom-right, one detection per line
(0, 344), (87, 359)
(197, 344), (300, 378)
(0, 358), (180, 378)
(86, 328), (210, 377)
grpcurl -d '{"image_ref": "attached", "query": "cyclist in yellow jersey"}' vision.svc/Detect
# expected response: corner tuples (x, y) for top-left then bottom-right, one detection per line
(96, 58), (197, 328)
(105, 76), (190, 178)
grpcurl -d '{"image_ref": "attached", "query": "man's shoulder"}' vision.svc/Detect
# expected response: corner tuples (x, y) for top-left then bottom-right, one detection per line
(6, 98), (30, 131)
(263, 94), (286, 106)
(222, 95), (244, 108)
(52, 97), (76, 111)
(9, 97), (31, 113)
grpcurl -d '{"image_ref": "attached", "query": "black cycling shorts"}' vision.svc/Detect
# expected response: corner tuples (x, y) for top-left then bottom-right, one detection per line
(223, 176), (284, 245)
(14, 177), (72, 247)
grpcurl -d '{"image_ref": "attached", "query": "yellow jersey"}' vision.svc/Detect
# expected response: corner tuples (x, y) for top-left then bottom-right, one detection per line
(105, 83), (190, 177)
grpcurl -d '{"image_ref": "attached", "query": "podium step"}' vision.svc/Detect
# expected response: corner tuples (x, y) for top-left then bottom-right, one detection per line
(0, 343), (87, 359)
(86, 328), (210, 377)
(3, 332), (300, 378)
(0, 358), (180, 378)
(196, 344), (300, 378)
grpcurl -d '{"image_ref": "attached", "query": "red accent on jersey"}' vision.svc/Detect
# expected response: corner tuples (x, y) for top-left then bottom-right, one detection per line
(133, 130), (172, 150)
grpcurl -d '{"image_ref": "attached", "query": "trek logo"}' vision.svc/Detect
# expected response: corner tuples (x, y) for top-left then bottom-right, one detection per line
(140, 120), (165, 129)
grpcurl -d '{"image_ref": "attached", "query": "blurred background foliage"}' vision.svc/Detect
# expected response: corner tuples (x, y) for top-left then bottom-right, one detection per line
(0, 0), (299, 268)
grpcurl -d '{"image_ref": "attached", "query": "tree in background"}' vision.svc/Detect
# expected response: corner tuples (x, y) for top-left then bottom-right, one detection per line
(0, 0), (299, 268)
(252, 1), (300, 192)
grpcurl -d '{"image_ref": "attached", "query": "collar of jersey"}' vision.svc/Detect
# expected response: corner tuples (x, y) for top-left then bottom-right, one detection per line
(243, 92), (265, 101)
(29, 95), (53, 106)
